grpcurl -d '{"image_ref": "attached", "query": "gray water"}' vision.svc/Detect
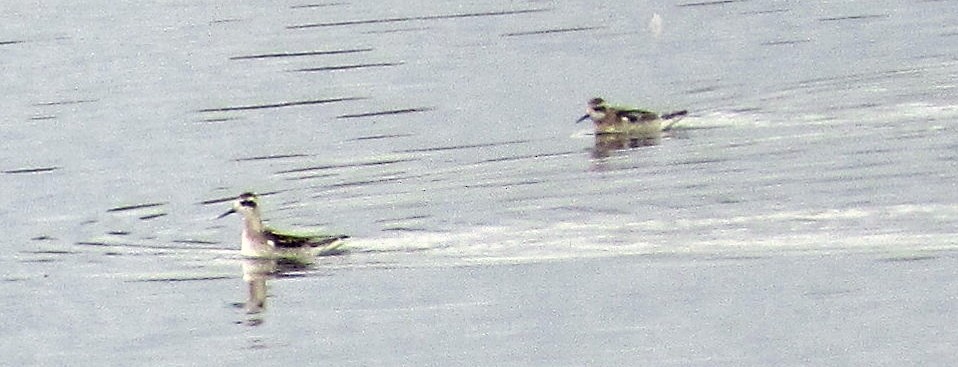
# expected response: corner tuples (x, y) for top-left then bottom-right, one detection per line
(3, 0), (958, 365)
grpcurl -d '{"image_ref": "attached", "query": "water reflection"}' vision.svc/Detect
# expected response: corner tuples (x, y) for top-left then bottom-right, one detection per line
(590, 132), (661, 159)
(238, 258), (309, 326)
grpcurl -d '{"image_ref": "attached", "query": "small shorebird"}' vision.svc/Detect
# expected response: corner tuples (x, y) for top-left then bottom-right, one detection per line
(576, 97), (688, 136)
(218, 192), (348, 261)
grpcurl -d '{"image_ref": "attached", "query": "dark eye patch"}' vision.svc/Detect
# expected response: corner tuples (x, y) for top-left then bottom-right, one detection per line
(239, 199), (257, 208)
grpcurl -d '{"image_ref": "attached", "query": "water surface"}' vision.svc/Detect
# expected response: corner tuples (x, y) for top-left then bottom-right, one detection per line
(2, 0), (957, 365)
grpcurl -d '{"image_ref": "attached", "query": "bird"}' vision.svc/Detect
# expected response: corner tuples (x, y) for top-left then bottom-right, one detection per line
(576, 97), (688, 136)
(217, 192), (348, 262)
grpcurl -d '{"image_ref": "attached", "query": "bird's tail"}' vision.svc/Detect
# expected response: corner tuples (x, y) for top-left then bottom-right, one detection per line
(313, 235), (349, 256)
(316, 234), (349, 246)
(661, 110), (688, 120)
(660, 110), (688, 131)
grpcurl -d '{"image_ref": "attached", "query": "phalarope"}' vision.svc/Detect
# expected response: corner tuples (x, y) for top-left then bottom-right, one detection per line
(218, 192), (348, 261)
(576, 97), (687, 136)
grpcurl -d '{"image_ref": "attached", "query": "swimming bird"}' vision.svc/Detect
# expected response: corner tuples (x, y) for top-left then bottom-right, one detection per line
(576, 97), (688, 136)
(218, 192), (348, 261)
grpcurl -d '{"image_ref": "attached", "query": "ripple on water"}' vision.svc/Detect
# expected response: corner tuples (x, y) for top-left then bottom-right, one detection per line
(286, 8), (552, 28)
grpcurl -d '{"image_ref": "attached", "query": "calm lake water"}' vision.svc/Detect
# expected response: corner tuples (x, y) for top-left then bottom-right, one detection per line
(3, 0), (957, 365)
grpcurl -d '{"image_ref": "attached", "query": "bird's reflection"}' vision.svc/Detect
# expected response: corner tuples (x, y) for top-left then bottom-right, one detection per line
(242, 259), (274, 315)
(590, 132), (661, 159)
(238, 258), (309, 326)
